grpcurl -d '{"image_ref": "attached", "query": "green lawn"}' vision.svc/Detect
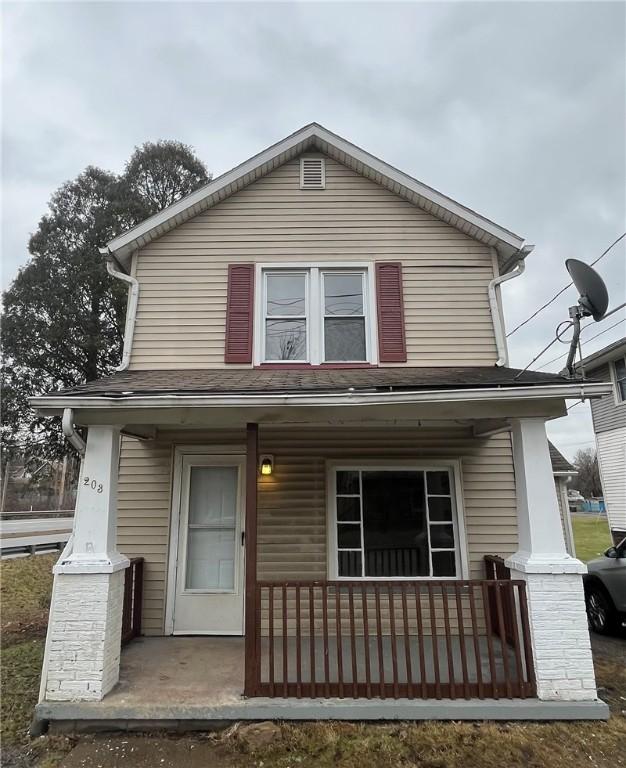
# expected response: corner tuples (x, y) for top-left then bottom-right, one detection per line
(571, 514), (613, 562)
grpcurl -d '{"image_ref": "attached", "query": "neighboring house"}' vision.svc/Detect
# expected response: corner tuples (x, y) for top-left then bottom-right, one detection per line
(578, 338), (626, 544)
(31, 124), (612, 729)
(549, 441), (577, 557)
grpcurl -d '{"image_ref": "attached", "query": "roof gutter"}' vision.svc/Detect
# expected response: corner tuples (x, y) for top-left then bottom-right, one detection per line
(32, 381), (612, 413)
(489, 244), (534, 367)
(102, 247), (138, 372)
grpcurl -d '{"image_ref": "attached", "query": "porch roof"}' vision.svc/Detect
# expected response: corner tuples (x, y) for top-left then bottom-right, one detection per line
(39, 365), (594, 399)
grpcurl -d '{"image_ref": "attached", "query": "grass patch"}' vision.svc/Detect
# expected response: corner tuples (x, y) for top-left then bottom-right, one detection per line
(1, 554), (55, 646)
(572, 514), (613, 562)
(240, 718), (626, 768)
(1, 638), (45, 745)
(0, 553), (71, 766)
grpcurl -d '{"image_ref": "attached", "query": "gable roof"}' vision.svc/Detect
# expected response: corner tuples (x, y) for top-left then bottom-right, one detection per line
(102, 123), (529, 272)
(548, 441), (577, 475)
(576, 337), (626, 373)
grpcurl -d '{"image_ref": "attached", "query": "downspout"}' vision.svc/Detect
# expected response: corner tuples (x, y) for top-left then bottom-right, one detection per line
(62, 408), (86, 456)
(488, 244), (534, 366)
(101, 247), (139, 372)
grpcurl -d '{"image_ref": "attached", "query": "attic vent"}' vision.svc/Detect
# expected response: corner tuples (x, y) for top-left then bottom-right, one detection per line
(300, 157), (325, 189)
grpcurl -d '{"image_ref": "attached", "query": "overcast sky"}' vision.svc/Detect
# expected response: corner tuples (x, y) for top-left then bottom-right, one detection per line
(2, 1), (625, 459)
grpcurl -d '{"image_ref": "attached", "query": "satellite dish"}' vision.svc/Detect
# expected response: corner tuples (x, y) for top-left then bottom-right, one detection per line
(565, 258), (609, 321)
(563, 259), (610, 377)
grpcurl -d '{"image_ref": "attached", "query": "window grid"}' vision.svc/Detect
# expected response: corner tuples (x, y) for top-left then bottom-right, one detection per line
(334, 469), (457, 580)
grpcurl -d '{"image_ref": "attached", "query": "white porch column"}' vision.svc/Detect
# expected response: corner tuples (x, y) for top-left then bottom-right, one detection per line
(42, 426), (129, 702)
(505, 418), (598, 702)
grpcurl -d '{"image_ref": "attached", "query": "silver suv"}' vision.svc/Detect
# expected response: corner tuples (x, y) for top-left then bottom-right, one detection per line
(584, 537), (626, 634)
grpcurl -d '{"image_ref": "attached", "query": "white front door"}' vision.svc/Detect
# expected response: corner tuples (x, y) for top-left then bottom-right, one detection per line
(172, 455), (245, 634)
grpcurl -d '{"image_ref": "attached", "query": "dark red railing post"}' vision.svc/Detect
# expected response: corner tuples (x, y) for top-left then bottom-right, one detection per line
(121, 557), (144, 646)
(244, 422), (259, 697)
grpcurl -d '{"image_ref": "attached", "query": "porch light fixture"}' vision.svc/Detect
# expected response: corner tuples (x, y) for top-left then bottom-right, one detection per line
(260, 455), (274, 476)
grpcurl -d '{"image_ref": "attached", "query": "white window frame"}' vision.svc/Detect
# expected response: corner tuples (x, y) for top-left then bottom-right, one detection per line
(326, 460), (469, 581)
(610, 356), (626, 406)
(254, 262), (378, 366)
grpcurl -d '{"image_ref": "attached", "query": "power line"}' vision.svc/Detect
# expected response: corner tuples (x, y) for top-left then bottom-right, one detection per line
(541, 317), (625, 368)
(506, 231), (626, 338)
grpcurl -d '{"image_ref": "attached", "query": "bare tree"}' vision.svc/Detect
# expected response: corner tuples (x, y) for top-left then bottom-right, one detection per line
(573, 447), (602, 498)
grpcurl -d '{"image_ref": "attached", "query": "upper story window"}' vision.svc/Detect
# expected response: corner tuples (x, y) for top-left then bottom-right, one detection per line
(613, 356), (626, 403)
(259, 266), (375, 364)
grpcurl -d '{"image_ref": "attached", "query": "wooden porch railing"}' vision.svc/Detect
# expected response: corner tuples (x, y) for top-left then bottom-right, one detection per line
(121, 557), (144, 646)
(484, 555), (516, 646)
(251, 579), (535, 700)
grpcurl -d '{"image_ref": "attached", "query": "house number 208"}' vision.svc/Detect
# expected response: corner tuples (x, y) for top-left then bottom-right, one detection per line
(83, 477), (103, 493)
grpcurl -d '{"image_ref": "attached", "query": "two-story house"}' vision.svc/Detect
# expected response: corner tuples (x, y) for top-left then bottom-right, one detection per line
(31, 124), (611, 730)
(579, 338), (626, 543)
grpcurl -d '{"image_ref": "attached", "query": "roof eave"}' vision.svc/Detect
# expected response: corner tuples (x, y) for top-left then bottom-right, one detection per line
(30, 381), (613, 416)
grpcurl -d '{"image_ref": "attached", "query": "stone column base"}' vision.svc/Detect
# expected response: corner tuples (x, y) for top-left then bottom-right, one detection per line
(507, 564), (598, 702)
(44, 569), (125, 701)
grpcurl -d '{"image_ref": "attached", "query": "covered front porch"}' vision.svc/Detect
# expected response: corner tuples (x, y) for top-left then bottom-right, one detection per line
(31, 373), (611, 724)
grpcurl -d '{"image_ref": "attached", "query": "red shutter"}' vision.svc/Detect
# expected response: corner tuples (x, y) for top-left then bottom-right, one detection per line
(224, 264), (255, 363)
(376, 262), (407, 363)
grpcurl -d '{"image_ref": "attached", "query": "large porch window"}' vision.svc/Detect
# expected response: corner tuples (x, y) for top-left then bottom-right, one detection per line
(329, 465), (464, 579)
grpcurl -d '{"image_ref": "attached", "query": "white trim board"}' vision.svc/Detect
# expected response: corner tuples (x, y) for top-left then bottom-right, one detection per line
(102, 123), (527, 270)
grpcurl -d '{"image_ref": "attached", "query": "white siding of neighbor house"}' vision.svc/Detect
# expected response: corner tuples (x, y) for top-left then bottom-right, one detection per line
(116, 427), (517, 636)
(596, 426), (626, 534)
(129, 154), (498, 370)
(589, 363), (626, 434)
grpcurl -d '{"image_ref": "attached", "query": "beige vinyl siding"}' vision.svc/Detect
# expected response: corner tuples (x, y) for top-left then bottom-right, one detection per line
(116, 427), (517, 635)
(589, 363), (626, 433)
(130, 155), (498, 369)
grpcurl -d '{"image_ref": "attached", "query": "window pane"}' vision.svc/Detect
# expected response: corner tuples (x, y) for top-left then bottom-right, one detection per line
(430, 524), (455, 549)
(432, 551), (456, 577)
(324, 273), (364, 316)
(615, 358), (626, 379)
(336, 471), (360, 495)
(265, 319), (306, 360)
(338, 550), (362, 577)
(619, 380), (626, 402)
(427, 471), (450, 496)
(428, 497), (453, 522)
(337, 524), (361, 549)
(324, 317), (366, 361)
(266, 273), (306, 316)
(362, 471), (429, 577)
(188, 466), (237, 526)
(185, 528), (235, 590)
(337, 496), (360, 521)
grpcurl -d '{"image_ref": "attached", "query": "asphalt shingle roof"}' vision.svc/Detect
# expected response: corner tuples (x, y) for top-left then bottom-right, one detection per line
(46, 366), (586, 398)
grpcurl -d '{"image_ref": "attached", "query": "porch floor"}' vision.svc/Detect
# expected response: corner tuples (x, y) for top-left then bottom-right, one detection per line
(35, 637), (609, 726)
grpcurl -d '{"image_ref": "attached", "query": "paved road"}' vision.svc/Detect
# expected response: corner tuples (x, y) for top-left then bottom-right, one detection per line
(0, 516), (72, 557)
